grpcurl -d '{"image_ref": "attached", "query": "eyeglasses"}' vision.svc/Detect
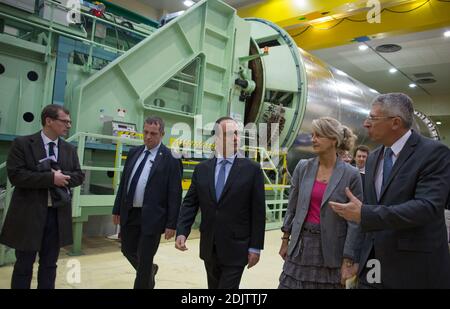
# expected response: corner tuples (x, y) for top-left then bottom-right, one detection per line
(55, 118), (72, 125)
(212, 130), (238, 137)
(364, 116), (396, 122)
(224, 130), (238, 136)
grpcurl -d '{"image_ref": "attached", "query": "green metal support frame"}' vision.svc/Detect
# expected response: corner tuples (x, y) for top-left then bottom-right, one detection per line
(65, 132), (141, 255)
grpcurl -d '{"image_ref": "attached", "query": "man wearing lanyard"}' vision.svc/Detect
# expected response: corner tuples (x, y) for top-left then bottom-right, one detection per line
(113, 116), (182, 289)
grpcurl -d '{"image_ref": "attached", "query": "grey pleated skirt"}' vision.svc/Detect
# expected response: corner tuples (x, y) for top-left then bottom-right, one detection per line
(278, 222), (343, 289)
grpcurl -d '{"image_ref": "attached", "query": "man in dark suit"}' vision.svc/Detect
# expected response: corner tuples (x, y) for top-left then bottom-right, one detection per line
(112, 116), (182, 289)
(354, 145), (370, 189)
(0, 104), (84, 289)
(175, 117), (266, 289)
(330, 93), (450, 288)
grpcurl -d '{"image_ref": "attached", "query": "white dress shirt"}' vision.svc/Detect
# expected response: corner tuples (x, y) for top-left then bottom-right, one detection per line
(127, 143), (161, 207)
(375, 130), (412, 200)
(41, 131), (59, 207)
(215, 152), (260, 255)
(41, 130), (59, 160)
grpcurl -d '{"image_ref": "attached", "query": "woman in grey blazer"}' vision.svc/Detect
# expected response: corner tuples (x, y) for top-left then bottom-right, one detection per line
(278, 117), (363, 289)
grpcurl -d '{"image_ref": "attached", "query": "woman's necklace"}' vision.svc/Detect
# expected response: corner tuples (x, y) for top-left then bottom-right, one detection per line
(317, 167), (331, 183)
(318, 177), (328, 183)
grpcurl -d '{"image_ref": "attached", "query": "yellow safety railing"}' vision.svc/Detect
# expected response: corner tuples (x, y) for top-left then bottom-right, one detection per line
(112, 131), (144, 187)
(114, 136), (290, 190)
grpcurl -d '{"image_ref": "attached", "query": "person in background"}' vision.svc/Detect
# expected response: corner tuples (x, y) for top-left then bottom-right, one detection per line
(354, 145), (370, 174)
(338, 150), (353, 164)
(353, 145), (370, 188)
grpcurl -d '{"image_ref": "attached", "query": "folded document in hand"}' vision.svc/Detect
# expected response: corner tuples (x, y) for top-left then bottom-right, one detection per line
(345, 275), (358, 289)
(36, 157), (72, 208)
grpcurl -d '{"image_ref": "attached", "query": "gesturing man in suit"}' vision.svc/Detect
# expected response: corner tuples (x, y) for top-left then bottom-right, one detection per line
(0, 104), (84, 289)
(175, 117), (266, 289)
(112, 116), (182, 289)
(330, 93), (450, 288)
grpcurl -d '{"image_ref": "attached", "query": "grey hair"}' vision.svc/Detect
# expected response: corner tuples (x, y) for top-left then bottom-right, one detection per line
(144, 116), (165, 133)
(371, 93), (414, 128)
(312, 117), (357, 152)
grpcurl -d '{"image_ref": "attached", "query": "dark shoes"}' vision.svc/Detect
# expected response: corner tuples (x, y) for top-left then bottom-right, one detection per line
(152, 264), (159, 276)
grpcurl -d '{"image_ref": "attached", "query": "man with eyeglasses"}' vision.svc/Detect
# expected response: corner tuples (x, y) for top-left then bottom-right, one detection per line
(0, 104), (84, 289)
(330, 93), (450, 288)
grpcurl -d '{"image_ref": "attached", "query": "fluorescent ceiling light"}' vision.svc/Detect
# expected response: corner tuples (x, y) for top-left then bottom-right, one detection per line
(309, 16), (334, 24)
(436, 121), (442, 125)
(444, 30), (450, 38)
(409, 83), (417, 88)
(294, 0), (307, 7)
(183, 0), (194, 7)
(389, 68), (397, 74)
(358, 45), (369, 51)
(336, 69), (347, 76)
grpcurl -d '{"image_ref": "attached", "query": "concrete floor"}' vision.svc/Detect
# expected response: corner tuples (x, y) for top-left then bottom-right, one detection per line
(0, 230), (283, 289)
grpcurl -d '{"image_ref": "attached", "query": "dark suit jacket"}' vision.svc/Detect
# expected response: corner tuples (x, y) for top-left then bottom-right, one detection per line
(446, 191), (450, 211)
(177, 156), (266, 266)
(360, 172), (365, 190)
(0, 132), (84, 251)
(112, 144), (182, 235)
(359, 130), (450, 288)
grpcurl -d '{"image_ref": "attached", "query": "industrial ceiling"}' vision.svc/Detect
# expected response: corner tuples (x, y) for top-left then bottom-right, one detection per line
(137, 0), (450, 139)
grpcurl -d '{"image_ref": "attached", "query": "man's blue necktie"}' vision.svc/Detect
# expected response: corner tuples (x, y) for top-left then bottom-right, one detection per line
(215, 160), (229, 201)
(382, 147), (393, 187)
(127, 150), (150, 205)
(48, 142), (56, 159)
